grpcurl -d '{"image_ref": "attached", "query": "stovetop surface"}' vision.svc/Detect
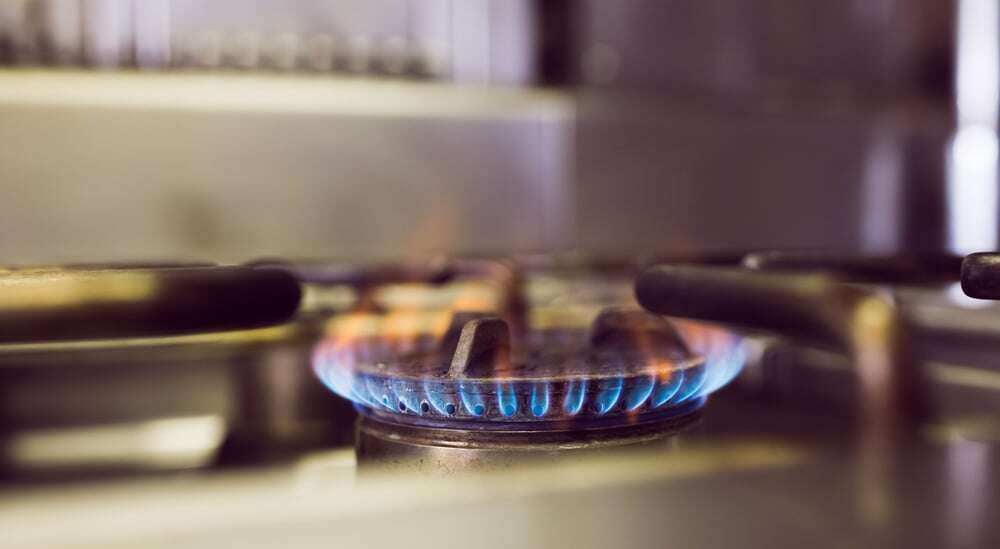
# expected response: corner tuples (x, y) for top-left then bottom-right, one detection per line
(2, 255), (1000, 547)
(2, 395), (997, 549)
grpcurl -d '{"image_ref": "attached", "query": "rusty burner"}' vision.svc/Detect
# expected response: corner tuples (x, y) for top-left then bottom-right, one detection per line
(309, 260), (746, 472)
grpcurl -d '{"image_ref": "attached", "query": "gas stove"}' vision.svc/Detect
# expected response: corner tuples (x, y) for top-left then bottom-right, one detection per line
(1, 253), (999, 548)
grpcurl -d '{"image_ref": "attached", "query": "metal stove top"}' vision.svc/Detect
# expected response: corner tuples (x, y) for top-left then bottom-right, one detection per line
(1, 253), (999, 548)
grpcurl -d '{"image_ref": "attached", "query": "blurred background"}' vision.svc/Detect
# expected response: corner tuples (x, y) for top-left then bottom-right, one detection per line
(0, 0), (991, 262)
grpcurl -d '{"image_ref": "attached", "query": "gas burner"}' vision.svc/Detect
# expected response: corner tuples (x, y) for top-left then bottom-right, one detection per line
(314, 308), (741, 420)
(314, 309), (742, 425)
(296, 260), (745, 472)
(334, 309), (722, 473)
(309, 261), (747, 470)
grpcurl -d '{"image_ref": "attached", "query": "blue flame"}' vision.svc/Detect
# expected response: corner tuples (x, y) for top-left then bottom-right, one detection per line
(530, 382), (550, 417)
(593, 378), (624, 415)
(459, 381), (487, 416)
(673, 366), (708, 404)
(624, 375), (655, 411)
(391, 379), (423, 414)
(651, 371), (684, 408)
(564, 379), (588, 415)
(365, 377), (396, 411)
(314, 347), (369, 405)
(703, 341), (748, 393)
(496, 383), (519, 417)
(312, 319), (750, 422)
(347, 377), (376, 408)
(423, 380), (457, 416)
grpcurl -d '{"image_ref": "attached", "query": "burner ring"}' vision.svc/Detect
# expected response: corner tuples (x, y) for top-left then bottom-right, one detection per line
(356, 396), (705, 437)
(336, 364), (709, 425)
(355, 400), (702, 471)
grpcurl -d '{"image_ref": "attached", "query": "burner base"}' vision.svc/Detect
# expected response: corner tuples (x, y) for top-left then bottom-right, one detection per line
(355, 403), (702, 473)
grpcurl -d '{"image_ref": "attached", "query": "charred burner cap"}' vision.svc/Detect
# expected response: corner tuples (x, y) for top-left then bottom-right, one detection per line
(442, 308), (693, 379)
(589, 307), (692, 361)
(448, 317), (512, 377)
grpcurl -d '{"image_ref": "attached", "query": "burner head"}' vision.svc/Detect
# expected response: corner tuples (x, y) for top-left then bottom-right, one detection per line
(354, 399), (702, 473)
(312, 306), (745, 429)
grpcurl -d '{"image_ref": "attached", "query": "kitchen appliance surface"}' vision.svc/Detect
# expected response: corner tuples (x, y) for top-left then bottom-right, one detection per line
(2, 253), (1000, 549)
(2, 1), (999, 547)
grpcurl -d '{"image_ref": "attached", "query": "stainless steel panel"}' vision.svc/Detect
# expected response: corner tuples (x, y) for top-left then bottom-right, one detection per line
(570, 0), (953, 99)
(574, 91), (953, 254)
(0, 71), (574, 262)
